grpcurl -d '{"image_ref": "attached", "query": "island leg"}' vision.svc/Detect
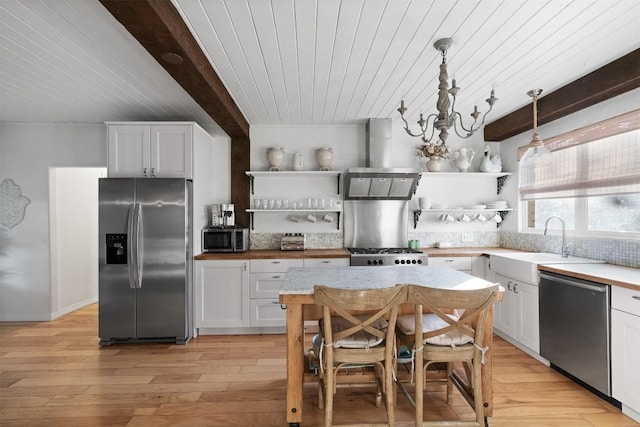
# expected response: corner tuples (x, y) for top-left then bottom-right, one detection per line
(482, 304), (494, 418)
(286, 303), (304, 425)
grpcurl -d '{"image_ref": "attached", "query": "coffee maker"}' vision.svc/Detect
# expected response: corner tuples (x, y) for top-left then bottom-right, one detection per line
(211, 203), (235, 227)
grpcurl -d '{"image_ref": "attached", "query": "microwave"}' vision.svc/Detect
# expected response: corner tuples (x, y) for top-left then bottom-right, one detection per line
(202, 227), (249, 253)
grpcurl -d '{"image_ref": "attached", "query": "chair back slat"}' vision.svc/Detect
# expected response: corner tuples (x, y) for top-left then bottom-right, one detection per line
(315, 285), (407, 346)
(405, 284), (499, 345)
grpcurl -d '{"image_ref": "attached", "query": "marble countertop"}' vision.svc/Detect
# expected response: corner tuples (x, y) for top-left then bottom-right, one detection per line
(280, 265), (497, 295)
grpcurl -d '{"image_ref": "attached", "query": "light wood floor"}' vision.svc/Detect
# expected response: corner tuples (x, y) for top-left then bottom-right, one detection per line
(1, 304), (637, 427)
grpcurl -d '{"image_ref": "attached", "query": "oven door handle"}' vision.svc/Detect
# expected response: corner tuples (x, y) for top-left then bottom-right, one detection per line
(540, 273), (607, 293)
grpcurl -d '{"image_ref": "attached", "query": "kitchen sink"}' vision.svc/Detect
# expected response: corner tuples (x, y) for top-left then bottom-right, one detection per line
(490, 252), (603, 284)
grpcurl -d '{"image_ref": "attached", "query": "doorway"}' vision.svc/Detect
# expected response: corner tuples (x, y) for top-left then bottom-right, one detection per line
(49, 167), (106, 319)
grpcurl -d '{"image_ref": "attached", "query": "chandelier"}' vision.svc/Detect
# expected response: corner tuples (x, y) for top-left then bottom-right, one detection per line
(397, 38), (497, 146)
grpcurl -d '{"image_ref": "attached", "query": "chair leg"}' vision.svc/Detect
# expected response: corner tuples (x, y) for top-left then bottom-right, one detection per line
(446, 362), (454, 405)
(473, 359), (484, 426)
(385, 360), (395, 426)
(318, 377), (325, 409)
(325, 368), (334, 427)
(375, 363), (383, 407)
(416, 359), (425, 426)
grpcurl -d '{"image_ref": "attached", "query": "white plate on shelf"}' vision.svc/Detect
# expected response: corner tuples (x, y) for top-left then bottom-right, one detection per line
(466, 205), (486, 210)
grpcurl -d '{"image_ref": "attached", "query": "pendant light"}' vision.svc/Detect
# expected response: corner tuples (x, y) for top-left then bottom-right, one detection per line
(520, 89), (552, 166)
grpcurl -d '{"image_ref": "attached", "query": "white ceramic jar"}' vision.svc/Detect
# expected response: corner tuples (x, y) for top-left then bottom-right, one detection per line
(266, 146), (285, 171)
(315, 147), (333, 171)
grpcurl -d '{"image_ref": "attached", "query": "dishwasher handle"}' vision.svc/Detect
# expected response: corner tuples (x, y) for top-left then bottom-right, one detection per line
(540, 273), (607, 293)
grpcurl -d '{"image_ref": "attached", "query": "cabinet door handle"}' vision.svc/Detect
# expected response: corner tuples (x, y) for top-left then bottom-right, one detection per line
(150, 167), (155, 177)
(143, 168), (148, 176)
(322, 260), (331, 264)
(507, 281), (512, 291)
(632, 296), (640, 301)
(513, 283), (519, 294)
(271, 261), (281, 264)
(272, 275), (282, 279)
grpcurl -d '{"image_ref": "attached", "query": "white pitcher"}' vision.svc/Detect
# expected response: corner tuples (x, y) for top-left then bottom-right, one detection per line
(452, 148), (474, 172)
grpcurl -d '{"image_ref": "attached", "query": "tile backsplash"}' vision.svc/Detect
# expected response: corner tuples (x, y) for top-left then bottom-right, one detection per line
(250, 230), (638, 269)
(250, 233), (343, 250)
(500, 231), (639, 268)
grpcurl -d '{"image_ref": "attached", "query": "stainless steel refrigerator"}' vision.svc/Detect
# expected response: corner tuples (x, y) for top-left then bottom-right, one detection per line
(98, 178), (193, 345)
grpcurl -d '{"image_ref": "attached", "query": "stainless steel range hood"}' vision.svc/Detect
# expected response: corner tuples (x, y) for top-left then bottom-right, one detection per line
(344, 118), (421, 200)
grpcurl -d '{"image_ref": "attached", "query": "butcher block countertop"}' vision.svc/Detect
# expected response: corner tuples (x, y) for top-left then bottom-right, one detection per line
(194, 248), (350, 260)
(194, 247), (525, 261)
(539, 263), (640, 292)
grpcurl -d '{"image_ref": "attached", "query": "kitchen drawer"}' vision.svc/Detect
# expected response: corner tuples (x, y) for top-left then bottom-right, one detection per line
(303, 258), (349, 268)
(428, 257), (472, 271)
(250, 272), (285, 299)
(250, 258), (303, 273)
(612, 286), (640, 316)
(250, 299), (286, 327)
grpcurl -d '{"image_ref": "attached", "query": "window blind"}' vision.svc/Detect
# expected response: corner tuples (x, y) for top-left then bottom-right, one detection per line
(519, 110), (640, 201)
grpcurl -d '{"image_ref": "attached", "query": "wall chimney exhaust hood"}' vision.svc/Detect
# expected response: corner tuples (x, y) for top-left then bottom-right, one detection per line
(344, 118), (421, 200)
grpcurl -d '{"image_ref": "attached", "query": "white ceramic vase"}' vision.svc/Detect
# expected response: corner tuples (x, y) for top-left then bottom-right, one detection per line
(315, 147), (333, 171)
(266, 146), (285, 171)
(425, 157), (443, 172)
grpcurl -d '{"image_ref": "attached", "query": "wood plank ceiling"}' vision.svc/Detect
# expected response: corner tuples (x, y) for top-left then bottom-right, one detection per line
(1, 0), (639, 135)
(172, 0), (640, 128)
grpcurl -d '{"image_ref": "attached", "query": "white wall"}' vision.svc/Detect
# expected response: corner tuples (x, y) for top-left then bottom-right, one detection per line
(49, 167), (105, 318)
(249, 122), (502, 235)
(193, 126), (230, 251)
(0, 123), (106, 321)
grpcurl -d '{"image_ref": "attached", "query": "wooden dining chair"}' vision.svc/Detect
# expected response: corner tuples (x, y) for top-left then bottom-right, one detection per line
(314, 284), (408, 427)
(398, 284), (499, 427)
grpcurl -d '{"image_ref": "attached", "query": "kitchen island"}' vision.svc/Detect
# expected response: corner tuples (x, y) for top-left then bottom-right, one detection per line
(279, 265), (501, 426)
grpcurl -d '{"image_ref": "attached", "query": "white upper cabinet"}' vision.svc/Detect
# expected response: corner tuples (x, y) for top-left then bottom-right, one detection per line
(108, 123), (193, 178)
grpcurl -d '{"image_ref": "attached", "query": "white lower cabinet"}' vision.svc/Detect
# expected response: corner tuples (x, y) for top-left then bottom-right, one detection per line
(493, 273), (540, 353)
(249, 259), (303, 327)
(611, 286), (640, 422)
(195, 260), (249, 328)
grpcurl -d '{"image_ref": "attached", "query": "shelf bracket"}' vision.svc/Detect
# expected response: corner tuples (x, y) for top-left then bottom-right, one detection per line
(496, 175), (509, 195)
(413, 210), (422, 229)
(249, 175), (255, 195)
(249, 212), (254, 230)
(496, 210), (509, 228)
(336, 175), (341, 195)
(336, 212), (341, 230)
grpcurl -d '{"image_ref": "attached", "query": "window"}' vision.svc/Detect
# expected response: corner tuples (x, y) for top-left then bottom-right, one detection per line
(521, 111), (640, 237)
(526, 195), (640, 235)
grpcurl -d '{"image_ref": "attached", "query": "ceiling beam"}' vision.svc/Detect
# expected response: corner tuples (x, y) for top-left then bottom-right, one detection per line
(484, 48), (640, 142)
(99, 0), (249, 139)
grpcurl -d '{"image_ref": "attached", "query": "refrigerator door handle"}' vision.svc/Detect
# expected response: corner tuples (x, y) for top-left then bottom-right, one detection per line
(135, 203), (143, 288)
(126, 204), (137, 289)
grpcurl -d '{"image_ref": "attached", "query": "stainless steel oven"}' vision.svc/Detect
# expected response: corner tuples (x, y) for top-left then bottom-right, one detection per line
(346, 247), (428, 266)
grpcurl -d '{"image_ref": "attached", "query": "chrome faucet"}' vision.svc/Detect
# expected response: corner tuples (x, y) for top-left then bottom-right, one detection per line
(544, 216), (569, 258)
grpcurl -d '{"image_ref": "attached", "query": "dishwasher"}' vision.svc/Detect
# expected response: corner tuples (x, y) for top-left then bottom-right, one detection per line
(539, 272), (611, 397)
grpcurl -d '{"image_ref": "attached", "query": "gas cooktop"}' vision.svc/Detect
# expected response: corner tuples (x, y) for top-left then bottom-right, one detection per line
(346, 247), (428, 266)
